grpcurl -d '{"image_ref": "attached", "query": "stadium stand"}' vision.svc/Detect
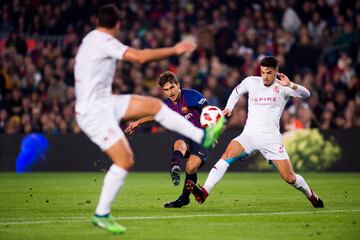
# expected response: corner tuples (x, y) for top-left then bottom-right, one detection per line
(0, 0), (359, 134)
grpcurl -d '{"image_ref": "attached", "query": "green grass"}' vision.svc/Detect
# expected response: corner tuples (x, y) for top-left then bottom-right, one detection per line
(0, 172), (359, 240)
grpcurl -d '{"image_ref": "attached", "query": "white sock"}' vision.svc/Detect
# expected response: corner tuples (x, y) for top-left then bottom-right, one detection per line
(203, 159), (230, 193)
(95, 164), (128, 216)
(292, 174), (312, 198)
(154, 104), (203, 143)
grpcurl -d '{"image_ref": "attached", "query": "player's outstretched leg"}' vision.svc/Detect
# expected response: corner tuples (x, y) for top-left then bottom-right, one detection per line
(291, 174), (324, 208)
(272, 160), (324, 208)
(93, 214), (126, 234)
(185, 180), (209, 204)
(202, 116), (225, 149)
(125, 98), (225, 148)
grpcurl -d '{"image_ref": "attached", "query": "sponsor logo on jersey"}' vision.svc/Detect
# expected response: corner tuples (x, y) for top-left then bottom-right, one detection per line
(184, 112), (193, 120)
(251, 97), (277, 103)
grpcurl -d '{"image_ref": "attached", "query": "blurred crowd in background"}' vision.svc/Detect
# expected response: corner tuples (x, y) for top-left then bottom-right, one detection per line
(0, 0), (359, 135)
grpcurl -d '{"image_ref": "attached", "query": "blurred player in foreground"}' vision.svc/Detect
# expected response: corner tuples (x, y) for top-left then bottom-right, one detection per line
(186, 56), (324, 208)
(75, 4), (224, 234)
(126, 71), (210, 208)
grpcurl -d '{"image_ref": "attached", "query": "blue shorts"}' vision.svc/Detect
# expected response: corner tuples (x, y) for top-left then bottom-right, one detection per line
(176, 136), (210, 163)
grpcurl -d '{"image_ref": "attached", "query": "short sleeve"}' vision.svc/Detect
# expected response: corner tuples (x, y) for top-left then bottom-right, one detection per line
(184, 89), (208, 108)
(103, 38), (129, 60)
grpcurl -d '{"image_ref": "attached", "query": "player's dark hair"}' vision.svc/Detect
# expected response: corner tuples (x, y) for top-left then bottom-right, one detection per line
(98, 4), (121, 28)
(158, 71), (179, 87)
(260, 56), (279, 69)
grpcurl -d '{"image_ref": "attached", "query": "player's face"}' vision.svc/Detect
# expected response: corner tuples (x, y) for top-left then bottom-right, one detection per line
(260, 66), (277, 86)
(162, 82), (181, 102)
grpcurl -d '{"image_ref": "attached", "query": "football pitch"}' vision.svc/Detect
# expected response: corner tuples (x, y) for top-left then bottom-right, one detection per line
(0, 172), (359, 240)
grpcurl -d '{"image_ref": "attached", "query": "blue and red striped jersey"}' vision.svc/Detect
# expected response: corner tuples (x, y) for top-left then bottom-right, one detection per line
(164, 89), (208, 128)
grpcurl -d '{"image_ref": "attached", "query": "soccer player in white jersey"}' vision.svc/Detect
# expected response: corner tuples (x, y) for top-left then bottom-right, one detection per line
(74, 4), (224, 234)
(186, 56), (324, 208)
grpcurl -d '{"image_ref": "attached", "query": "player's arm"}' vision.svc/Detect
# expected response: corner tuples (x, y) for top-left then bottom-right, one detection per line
(223, 79), (248, 117)
(123, 40), (196, 64)
(276, 73), (310, 98)
(124, 116), (155, 134)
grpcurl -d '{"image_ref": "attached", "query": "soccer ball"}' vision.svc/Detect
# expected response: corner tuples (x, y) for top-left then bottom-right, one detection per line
(200, 105), (223, 127)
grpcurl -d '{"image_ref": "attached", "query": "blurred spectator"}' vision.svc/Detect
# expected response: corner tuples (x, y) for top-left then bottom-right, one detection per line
(281, 2), (301, 33)
(5, 31), (27, 55)
(4, 115), (21, 134)
(307, 11), (327, 46)
(0, 108), (9, 133)
(47, 74), (67, 104)
(281, 110), (304, 132)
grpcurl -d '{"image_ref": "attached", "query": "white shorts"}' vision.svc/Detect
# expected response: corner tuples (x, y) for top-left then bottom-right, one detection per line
(76, 95), (131, 151)
(233, 131), (289, 161)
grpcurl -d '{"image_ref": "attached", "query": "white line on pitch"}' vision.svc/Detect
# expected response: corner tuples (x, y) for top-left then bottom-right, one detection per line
(0, 209), (359, 226)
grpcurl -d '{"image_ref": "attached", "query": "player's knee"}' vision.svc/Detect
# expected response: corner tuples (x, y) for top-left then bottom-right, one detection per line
(173, 140), (187, 153)
(149, 98), (163, 113)
(123, 159), (134, 170)
(121, 151), (134, 170)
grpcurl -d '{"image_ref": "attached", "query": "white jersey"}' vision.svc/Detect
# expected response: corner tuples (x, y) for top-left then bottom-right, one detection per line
(74, 30), (129, 114)
(225, 76), (310, 133)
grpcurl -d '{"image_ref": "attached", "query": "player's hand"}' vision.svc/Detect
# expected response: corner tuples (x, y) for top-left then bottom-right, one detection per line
(275, 73), (291, 86)
(124, 121), (140, 135)
(222, 109), (232, 117)
(174, 39), (197, 55)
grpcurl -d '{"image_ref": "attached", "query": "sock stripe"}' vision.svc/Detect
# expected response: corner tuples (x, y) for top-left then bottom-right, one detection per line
(225, 152), (248, 165)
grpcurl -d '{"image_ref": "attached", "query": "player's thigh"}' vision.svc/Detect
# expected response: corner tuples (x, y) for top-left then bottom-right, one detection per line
(185, 138), (209, 167)
(259, 133), (290, 162)
(186, 154), (203, 174)
(121, 95), (163, 121)
(76, 108), (125, 152)
(259, 134), (295, 182)
(221, 140), (246, 160)
(105, 137), (134, 170)
(231, 132), (257, 157)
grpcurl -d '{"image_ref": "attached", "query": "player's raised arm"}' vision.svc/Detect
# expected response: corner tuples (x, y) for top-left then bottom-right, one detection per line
(223, 78), (249, 117)
(123, 39), (196, 64)
(276, 73), (310, 98)
(124, 116), (155, 134)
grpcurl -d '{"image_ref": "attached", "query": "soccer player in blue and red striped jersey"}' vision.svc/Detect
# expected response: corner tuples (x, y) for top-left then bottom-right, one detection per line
(125, 71), (210, 208)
